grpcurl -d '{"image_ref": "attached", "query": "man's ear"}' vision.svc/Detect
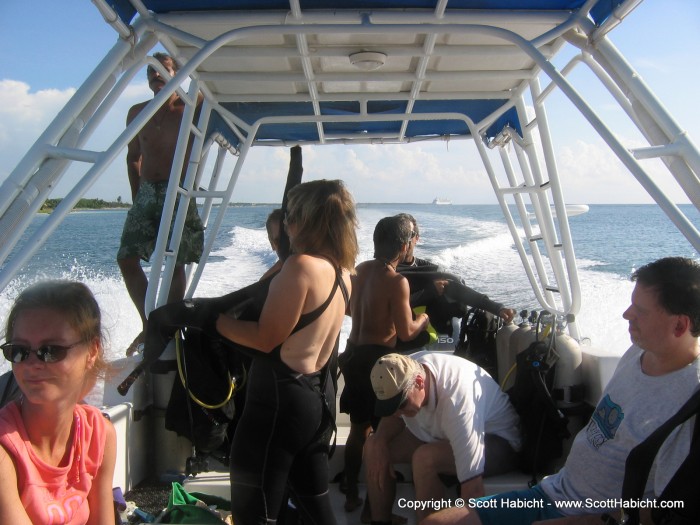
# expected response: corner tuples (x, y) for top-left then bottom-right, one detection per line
(414, 374), (425, 390)
(674, 314), (691, 337)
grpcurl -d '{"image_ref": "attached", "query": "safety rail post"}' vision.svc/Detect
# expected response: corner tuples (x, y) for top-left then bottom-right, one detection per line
(185, 138), (254, 295)
(522, 82), (581, 330)
(496, 145), (559, 310)
(145, 81), (212, 315)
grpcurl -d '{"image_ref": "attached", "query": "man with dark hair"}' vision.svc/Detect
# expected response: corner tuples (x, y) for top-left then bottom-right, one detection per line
(422, 256), (700, 525)
(394, 213), (434, 269)
(340, 216), (431, 514)
(393, 213), (516, 340)
(117, 52), (204, 355)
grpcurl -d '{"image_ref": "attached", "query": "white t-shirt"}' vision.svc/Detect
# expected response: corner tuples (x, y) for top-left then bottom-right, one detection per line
(540, 344), (700, 515)
(403, 351), (521, 482)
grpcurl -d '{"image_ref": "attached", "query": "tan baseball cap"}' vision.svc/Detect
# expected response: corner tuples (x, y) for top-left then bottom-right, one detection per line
(370, 353), (423, 417)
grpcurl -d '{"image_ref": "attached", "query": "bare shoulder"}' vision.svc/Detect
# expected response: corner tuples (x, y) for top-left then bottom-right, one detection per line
(277, 254), (316, 283)
(126, 100), (149, 123)
(283, 253), (311, 272)
(389, 268), (409, 287)
(287, 253), (337, 272)
(355, 259), (374, 276)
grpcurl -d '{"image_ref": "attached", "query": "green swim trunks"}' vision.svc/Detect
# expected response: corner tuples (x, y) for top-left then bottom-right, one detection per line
(117, 180), (204, 264)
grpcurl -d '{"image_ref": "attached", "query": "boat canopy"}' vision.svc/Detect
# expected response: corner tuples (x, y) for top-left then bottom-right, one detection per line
(1, 0), (698, 337)
(95, 0), (628, 149)
(108, 1), (623, 29)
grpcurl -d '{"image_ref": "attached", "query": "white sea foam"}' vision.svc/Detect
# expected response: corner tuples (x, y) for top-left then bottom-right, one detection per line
(196, 225), (273, 296)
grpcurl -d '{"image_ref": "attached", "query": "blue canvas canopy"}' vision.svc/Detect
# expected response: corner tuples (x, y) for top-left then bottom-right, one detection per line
(107, 0), (623, 28)
(96, 0), (626, 148)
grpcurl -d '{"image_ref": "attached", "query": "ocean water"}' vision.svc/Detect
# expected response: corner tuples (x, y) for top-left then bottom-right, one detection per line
(1, 204), (698, 386)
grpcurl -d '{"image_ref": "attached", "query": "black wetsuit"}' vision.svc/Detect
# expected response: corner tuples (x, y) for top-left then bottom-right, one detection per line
(229, 268), (348, 525)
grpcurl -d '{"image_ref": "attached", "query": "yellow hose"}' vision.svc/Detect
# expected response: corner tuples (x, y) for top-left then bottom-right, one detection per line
(500, 362), (517, 391)
(175, 330), (236, 410)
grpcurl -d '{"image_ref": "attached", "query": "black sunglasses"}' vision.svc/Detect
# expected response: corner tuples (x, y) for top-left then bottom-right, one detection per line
(1, 341), (84, 364)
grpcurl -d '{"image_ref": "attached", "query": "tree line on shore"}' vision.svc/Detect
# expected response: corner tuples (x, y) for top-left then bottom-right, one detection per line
(40, 197), (130, 212)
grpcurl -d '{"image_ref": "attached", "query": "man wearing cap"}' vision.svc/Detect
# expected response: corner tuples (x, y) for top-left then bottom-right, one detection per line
(340, 215), (431, 513)
(365, 351), (521, 524)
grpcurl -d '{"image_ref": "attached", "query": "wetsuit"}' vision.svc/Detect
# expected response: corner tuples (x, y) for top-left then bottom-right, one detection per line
(229, 268), (348, 525)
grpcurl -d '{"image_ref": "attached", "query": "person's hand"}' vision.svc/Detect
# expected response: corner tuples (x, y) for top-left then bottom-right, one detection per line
(498, 308), (516, 324)
(420, 312), (430, 329)
(432, 279), (448, 295)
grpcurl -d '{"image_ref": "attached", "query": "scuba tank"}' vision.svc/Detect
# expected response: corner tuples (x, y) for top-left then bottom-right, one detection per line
(552, 315), (584, 407)
(502, 310), (537, 390)
(510, 310), (538, 354)
(496, 318), (518, 386)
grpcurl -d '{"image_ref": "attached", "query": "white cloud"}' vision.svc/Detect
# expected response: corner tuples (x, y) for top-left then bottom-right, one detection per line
(0, 80), (75, 177)
(0, 80), (75, 122)
(557, 138), (691, 204)
(0, 79), (152, 202)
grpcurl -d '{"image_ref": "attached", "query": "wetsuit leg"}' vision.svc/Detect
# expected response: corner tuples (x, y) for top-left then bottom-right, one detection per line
(229, 359), (325, 525)
(286, 376), (338, 525)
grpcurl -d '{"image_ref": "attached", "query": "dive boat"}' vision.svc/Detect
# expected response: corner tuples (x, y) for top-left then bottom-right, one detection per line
(1, 1), (699, 523)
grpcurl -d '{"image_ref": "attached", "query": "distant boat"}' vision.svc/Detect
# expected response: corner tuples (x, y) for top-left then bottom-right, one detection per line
(432, 197), (452, 205)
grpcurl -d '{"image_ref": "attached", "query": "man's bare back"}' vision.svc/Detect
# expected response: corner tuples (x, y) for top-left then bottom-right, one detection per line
(350, 259), (427, 347)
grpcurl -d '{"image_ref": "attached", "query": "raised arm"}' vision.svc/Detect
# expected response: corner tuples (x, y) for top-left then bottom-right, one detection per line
(391, 274), (429, 342)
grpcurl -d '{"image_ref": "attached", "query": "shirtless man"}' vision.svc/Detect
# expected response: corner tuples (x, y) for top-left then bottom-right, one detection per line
(340, 215), (430, 515)
(117, 53), (204, 355)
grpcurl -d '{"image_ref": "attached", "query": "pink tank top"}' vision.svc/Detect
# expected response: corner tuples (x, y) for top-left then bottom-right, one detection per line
(0, 401), (108, 525)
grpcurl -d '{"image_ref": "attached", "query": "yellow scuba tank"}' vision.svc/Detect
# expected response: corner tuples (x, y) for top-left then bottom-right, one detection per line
(552, 315), (584, 407)
(496, 318), (518, 386)
(503, 310), (537, 390)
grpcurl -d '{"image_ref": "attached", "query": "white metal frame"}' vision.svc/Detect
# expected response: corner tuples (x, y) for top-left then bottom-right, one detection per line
(0, 0), (698, 337)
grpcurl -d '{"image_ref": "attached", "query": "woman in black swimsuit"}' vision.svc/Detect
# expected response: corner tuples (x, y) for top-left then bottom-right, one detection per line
(217, 179), (358, 525)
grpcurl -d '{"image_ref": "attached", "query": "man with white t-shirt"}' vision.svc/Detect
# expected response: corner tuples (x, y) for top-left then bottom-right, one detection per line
(421, 256), (700, 525)
(364, 351), (522, 523)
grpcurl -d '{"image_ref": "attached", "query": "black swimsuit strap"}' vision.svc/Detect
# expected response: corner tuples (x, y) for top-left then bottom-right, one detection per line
(291, 264), (346, 335)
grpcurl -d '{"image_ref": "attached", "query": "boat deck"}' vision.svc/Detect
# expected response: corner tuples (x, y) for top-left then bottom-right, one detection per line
(112, 370), (535, 524)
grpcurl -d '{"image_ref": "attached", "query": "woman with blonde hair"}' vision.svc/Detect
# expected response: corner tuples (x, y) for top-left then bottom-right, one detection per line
(217, 178), (359, 524)
(0, 280), (116, 525)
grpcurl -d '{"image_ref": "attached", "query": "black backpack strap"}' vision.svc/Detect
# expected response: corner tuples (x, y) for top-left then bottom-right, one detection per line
(621, 386), (700, 525)
(651, 411), (700, 525)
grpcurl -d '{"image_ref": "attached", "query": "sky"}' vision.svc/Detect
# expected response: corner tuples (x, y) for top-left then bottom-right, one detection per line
(0, 1), (699, 204)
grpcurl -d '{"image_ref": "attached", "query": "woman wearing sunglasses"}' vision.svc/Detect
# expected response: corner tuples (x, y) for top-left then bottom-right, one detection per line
(217, 179), (358, 525)
(0, 281), (116, 525)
